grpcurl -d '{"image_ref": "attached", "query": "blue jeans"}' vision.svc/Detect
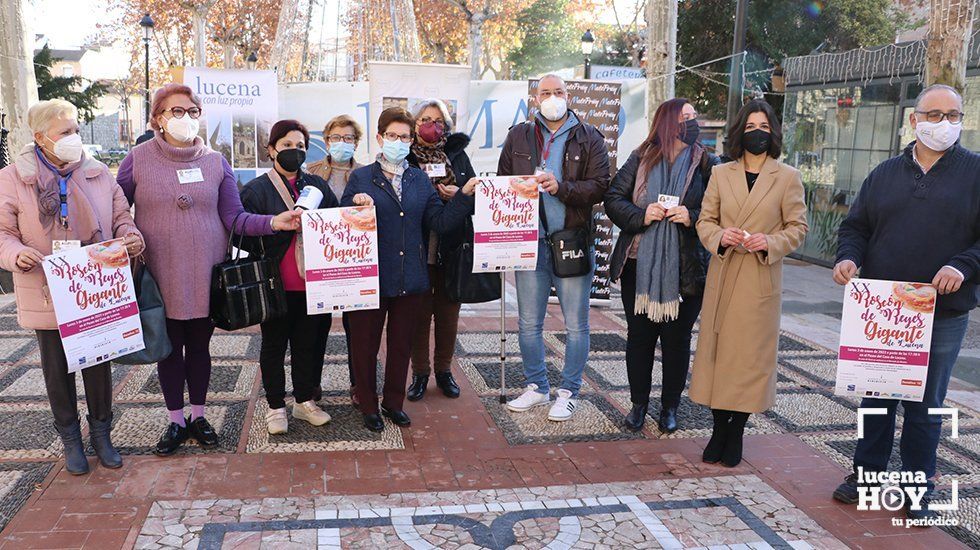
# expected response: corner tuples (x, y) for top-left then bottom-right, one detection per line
(514, 239), (593, 397)
(853, 312), (969, 490)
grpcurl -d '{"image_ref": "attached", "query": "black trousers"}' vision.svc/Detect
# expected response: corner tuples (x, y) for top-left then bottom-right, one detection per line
(259, 291), (331, 409)
(36, 330), (112, 427)
(620, 259), (703, 408)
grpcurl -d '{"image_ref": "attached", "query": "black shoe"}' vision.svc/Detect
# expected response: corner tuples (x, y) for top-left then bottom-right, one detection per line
(54, 420), (89, 475)
(363, 413), (384, 432)
(380, 406), (411, 427)
(435, 372), (460, 398)
(154, 422), (189, 457)
(832, 472), (883, 504)
(721, 412), (748, 467)
(906, 494), (940, 525)
(407, 375), (428, 402)
(702, 410), (731, 463)
(187, 416), (219, 448)
(658, 406), (678, 434)
(624, 403), (647, 432)
(87, 414), (122, 469)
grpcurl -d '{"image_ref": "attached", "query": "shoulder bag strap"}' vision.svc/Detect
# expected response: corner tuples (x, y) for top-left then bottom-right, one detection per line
(265, 170), (305, 278)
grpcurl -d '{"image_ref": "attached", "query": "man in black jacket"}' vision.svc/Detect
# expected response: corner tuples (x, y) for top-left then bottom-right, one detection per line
(832, 84), (980, 523)
(497, 74), (610, 422)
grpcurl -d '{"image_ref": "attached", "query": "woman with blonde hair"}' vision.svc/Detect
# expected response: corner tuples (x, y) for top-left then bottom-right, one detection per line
(0, 99), (144, 474)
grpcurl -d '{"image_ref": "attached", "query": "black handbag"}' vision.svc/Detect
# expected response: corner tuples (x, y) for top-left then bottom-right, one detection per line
(540, 197), (591, 278)
(442, 218), (502, 304)
(114, 258), (172, 365)
(209, 214), (287, 331)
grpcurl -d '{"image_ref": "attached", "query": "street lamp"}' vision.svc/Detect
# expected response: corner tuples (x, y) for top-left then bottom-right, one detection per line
(246, 52), (258, 71)
(139, 13), (154, 127)
(581, 29), (595, 80)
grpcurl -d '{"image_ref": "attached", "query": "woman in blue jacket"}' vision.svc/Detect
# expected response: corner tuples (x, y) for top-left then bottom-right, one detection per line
(341, 107), (477, 432)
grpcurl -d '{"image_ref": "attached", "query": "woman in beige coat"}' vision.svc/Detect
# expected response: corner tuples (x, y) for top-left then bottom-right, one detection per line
(0, 99), (144, 475)
(691, 100), (808, 467)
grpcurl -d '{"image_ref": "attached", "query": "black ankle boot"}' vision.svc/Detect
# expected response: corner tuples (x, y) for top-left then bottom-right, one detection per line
(624, 403), (647, 432)
(702, 409), (731, 463)
(407, 375), (428, 402)
(658, 406), (678, 433)
(54, 420), (89, 475)
(722, 412), (749, 467)
(435, 372), (460, 398)
(88, 414), (122, 469)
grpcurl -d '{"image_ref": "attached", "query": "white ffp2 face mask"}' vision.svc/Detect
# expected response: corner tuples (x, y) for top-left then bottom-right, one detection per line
(915, 120), (961, 152)
(45, 133), (83, 163)
(539, 95), (568, 122)
(165, 116), (201, 143)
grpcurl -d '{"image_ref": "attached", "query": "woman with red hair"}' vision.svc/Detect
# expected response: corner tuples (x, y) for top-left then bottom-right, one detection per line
(116, 83), (301, 456)
(604, 98), (719, 434)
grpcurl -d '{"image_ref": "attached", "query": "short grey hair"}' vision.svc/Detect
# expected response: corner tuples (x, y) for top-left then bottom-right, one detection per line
(28, 99), (78, 134)
(915, 84), (963, 109)
(413, 98), (453, 131)
(538, 73), (567, 90)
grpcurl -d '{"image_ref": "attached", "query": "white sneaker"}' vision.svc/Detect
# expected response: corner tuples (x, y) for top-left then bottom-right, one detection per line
(266, 407), (288, 434)
(292, 400), (331, 426)
(506, 384), (551, 412)
(548, 389), (577, 422)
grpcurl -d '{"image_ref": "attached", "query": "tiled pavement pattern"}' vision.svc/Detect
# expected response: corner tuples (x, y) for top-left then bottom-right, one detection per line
(0, 263), (976, 548)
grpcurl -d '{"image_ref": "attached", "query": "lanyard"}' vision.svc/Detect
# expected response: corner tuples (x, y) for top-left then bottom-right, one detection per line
(58, 175), (70, 228)
(534, 124), (559, 167)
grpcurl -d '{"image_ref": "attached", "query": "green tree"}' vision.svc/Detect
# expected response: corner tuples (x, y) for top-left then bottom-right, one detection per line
(676, 0), (910, 120)
(505, 0), (581, 79)
(34, 46), (109, 124)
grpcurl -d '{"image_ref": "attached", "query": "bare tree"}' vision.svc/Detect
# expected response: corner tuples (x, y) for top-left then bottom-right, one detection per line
(0, 0), (39, 151)
(645, 0), (677, 115)
(925, 0), (977, 90)
(441, 0), (497, 79)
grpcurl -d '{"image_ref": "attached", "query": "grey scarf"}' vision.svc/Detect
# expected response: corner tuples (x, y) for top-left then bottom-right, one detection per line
(634, 146), (692, 322)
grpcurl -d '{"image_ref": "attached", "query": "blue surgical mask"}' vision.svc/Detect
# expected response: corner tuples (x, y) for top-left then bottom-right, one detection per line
(329, 141), (355, 163)
(381, 138), (410, 164)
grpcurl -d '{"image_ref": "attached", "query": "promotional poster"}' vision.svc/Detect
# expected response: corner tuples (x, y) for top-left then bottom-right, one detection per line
(42, 239), (144, 373)
(301, 206), (380, 314)
(835, 278), (936, 402)
(472, 176), (540, 273)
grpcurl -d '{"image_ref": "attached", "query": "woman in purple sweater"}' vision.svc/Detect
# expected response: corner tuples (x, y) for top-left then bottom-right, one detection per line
(117, 84), (300, 456)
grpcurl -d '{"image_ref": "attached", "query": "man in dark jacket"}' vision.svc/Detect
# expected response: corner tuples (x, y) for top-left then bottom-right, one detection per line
(832, 84), (980, 523)
(497, 74), (610, 422)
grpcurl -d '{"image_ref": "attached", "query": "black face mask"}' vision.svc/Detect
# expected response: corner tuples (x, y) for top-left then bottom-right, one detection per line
(274, 148), (306, 172)
(743, 129), (771, 156)
(681, 119), (700, 146)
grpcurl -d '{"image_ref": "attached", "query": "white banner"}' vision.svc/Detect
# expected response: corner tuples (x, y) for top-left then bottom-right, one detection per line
(278, 78), (649, 177)
(302, 206), (380, 314)
(472, 176), (540, 273)
(183, 67), (279, 186)
(368, 61), (471, 158)
(835, 278), (936, 402)
(42, 240), (144, 373)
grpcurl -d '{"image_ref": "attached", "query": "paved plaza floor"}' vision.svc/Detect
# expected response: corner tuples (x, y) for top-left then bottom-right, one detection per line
(0, 261), (979, 548)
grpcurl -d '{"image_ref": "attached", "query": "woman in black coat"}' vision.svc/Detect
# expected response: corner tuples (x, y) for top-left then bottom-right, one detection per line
(239, 120), (338, 436)
(404, 98), (478, 402)
(604, 98), (719, 434)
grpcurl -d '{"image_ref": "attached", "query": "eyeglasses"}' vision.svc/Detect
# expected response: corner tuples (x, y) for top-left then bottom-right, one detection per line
(382, 132), (413, 143)
(417, 117), (445, 128)
(327, 134), (357, 144)
(165, 106), (202, 119)
(915, 110), (964, 124)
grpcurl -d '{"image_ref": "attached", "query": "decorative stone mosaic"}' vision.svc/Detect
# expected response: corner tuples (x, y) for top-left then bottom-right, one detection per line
(115, 361), (258, 402)
(0, 402), (79, 459)
(246, 397), (405, 454)
(134, 475), (842, 549)
(482, 394), (645, 446)
(107, 401), (247, 456)
(0, 462), (52, 533)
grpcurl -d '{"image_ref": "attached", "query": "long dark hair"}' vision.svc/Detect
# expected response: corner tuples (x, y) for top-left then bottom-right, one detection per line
(727, 100), (782, 160)
(637, 98), (691, 169)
